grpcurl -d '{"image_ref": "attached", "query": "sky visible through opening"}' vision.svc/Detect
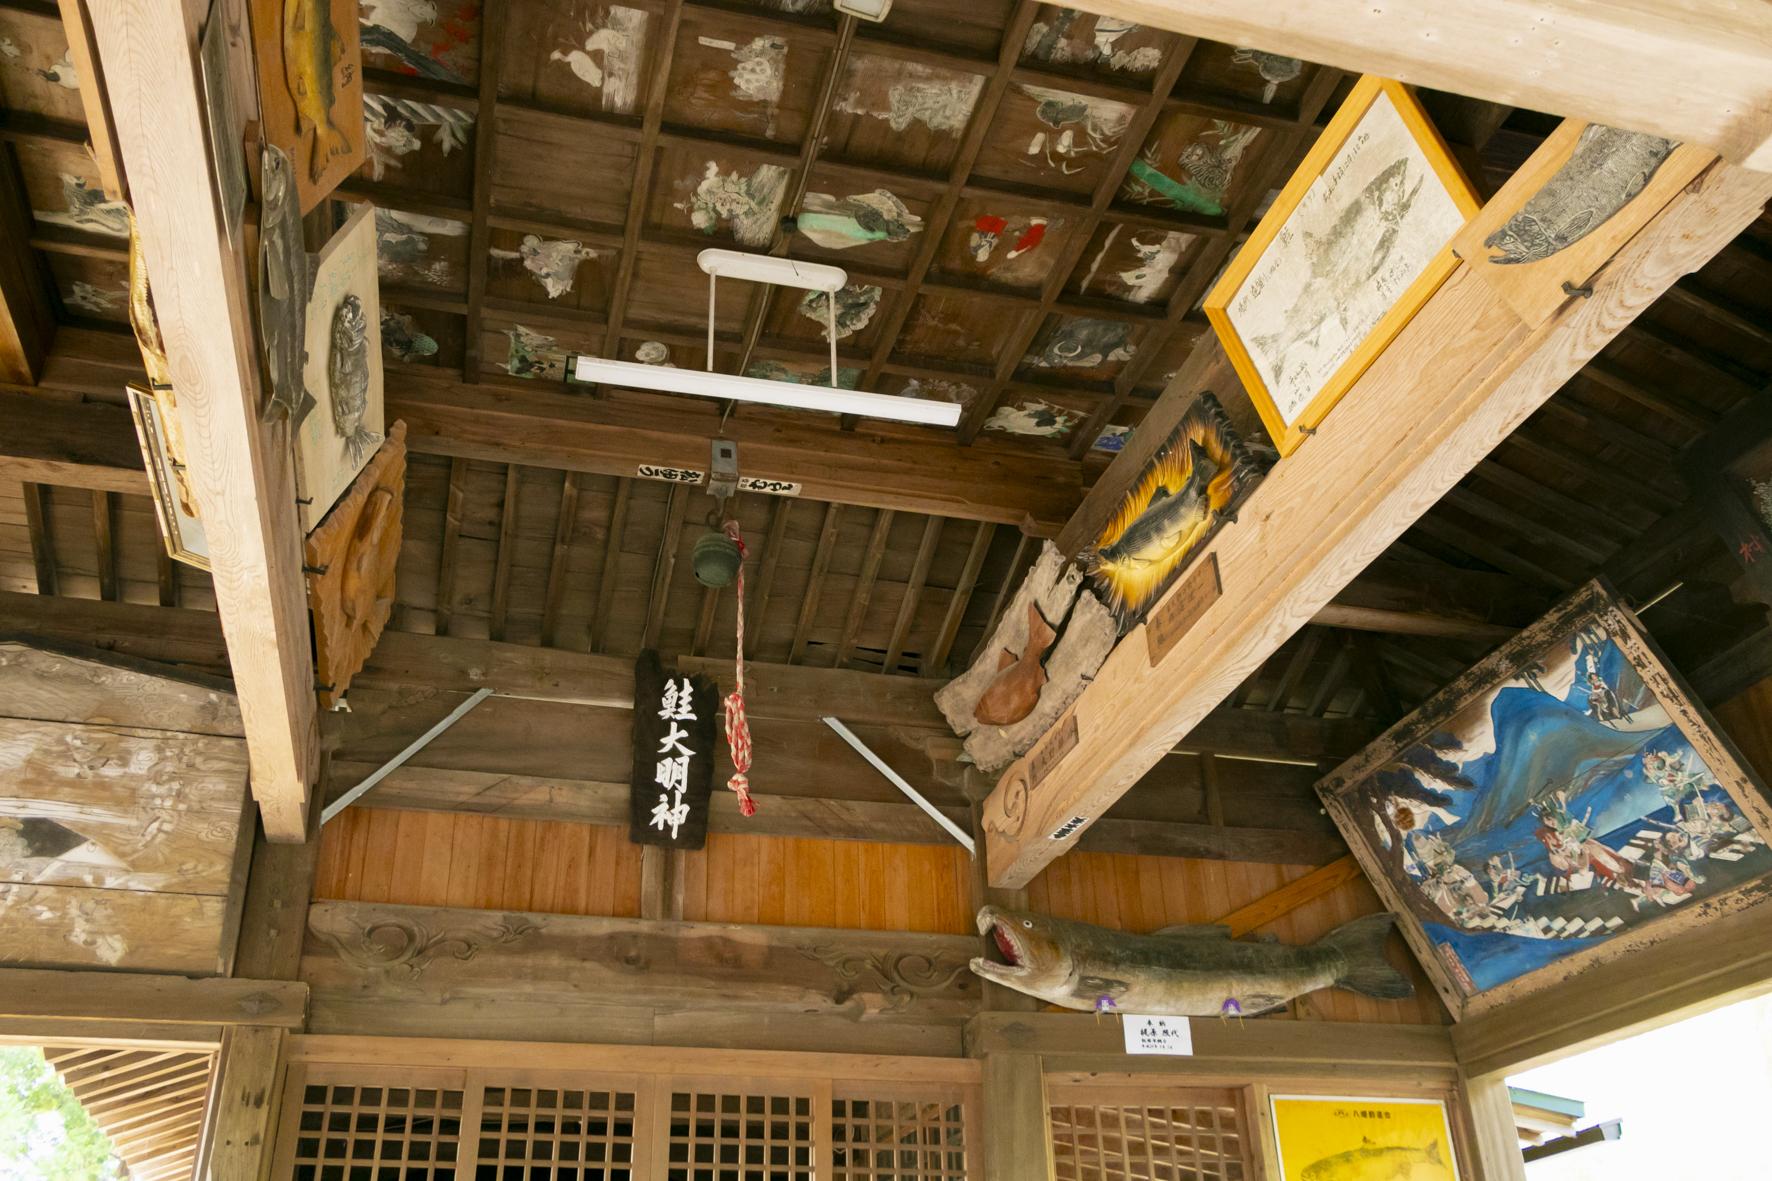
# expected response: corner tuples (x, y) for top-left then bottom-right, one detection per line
(1512, 991), (1772, 1179)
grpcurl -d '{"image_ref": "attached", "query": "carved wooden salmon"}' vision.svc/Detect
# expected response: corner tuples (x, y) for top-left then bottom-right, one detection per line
(974, 602), (1056, 726)
(971, 906), (1412, 1016)
(283, 0), (352, 183)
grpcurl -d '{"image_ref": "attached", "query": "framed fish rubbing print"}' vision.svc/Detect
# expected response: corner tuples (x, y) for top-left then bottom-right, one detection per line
(1317, 581), (1772, 1022)
(1451, 119), (1713, 329)
(1269, 1095), (1462, 1181)
(1204, 76), (1480, 457)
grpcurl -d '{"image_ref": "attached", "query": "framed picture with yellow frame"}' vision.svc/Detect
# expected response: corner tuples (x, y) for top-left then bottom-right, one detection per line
(1204, 76), (1480, 457)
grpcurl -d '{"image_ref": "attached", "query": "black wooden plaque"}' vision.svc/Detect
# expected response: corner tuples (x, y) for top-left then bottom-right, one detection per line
(628, 648), (719, 849)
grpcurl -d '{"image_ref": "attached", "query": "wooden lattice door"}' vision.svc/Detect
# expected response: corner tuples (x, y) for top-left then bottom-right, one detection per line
(1048, 1084), (1254, 1181)
(272, 1059), (976, 1180)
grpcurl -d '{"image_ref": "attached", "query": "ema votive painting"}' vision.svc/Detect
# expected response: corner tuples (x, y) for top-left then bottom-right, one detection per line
(1205, 77), (1477, 455)
(1319, 582), (1772, 1019)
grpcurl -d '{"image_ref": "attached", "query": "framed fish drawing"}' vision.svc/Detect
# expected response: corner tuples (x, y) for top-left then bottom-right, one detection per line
(1269, 1095), (1462, 1181)
(296, 201), (385, 533)
(1204, 76), (1480, 457)
(249, 0), (365, 212)
(125, 383), (210, 571)
(1318, 581), (1772, 1022)
(1081, 392), (1265, 631)
(1451, 119), (1713, 329)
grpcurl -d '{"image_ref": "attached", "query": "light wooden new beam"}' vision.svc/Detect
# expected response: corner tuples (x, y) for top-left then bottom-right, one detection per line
(1071, 0), (1772, 170)
(88, 1), (317, 840)
(982, 161), (1772, 887)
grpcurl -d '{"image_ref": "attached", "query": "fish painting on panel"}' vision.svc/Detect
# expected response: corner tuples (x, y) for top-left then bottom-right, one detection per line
(795, 189), (923, 251)
(1481, 125), (1676, 265)
(284, 0), (354, 183)
(971, 907), (1412, 1016)
(1083, 393), (1263, 629)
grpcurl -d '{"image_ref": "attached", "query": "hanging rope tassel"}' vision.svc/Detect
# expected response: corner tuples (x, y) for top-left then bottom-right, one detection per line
(722, 519), (757, 817)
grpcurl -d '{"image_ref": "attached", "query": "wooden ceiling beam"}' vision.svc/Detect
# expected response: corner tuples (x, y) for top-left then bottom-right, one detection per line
(926, 521), (996, 676)
(90, 488), (116, 602)
(642, 483), (691, 650)
(89, 0), (317, 840)
(488, 464), (521, 642)
(540, 470), (581, 647)
(21, 481), (55, 596)
(0, 391), (147, 493)
(591, 476), (633, 653)
(384, 366), (1084, 529)
(0, 589), (1373, 760)
(1066, 0), (1772, 169)
(981, 159), (1772, 887)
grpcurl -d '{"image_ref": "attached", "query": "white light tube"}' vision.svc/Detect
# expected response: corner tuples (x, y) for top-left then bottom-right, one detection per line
(571, 356), (962, 427)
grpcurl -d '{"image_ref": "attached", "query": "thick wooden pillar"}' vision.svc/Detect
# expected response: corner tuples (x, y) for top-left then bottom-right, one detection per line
(980, 1053), (1054, 1181)
(194, 1025), (288, 1181)
(1456, 1072), (1528, 1181)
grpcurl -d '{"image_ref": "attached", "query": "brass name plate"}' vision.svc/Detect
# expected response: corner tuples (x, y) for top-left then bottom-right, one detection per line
(1144, 554), (1222, 663)
(1029, 712), (1080, 787)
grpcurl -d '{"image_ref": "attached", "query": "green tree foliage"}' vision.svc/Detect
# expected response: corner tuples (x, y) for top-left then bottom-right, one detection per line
(0, 1046), (124, 1180)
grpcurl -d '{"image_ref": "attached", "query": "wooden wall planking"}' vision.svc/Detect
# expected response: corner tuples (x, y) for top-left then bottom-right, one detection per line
(313, 806), (1439, 1023)
(1025, 849), (1446, 1026)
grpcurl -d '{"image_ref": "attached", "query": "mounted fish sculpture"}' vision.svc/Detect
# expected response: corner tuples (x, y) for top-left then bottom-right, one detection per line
(974, 603), (1057, 726)
(283, 0), (353, 184)
(1481, 125), (1675, 265)
(256, 144), (308, 423)
(328, 294), (381, 465)
(970, 907), (1413, 1017)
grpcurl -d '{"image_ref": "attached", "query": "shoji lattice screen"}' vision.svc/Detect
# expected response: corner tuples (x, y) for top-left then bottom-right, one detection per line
(1048, 1084), (1253, 1181)
(662, 1078), (817, 1181)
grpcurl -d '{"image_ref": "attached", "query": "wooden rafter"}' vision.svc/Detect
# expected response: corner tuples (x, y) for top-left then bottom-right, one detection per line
(591, 476), (633, 652)
(789, 501), (842, 664)
(460, 0), (509, 382)
(743, 497), (791, 660)
(925, 520), (995, 676)
(488, 464), (521, 642)
(883, 515), (943, 674)
(642, 482), (690, 650)
(90, 488), (115, 601)
(833, 507), (892, 668)
(539, 470), (581, 647)
(434, 457), (468, 637)
(21, 481), (55, 595)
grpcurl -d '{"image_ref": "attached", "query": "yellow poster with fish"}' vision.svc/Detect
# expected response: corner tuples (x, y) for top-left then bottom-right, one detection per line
(1270, 1096), (1460, 1181)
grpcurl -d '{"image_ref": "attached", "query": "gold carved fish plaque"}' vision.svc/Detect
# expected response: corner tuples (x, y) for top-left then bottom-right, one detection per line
(251, 0), (366, 212)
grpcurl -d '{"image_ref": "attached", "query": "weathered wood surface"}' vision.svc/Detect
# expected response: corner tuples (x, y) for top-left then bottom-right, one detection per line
(1067, 0), (1772, 170)
(0, 638), (241, 737)
(0, 884), (231, 974)
(982, 162), (1772, 887)
(0, 718), (249, 894)
(198, 1026), (286, 1181)
(301, 899), (980, 1044)
(91, 0), (319, 841)
(980, 1053), (1052, 1181)
(0, 966), (308, 1027)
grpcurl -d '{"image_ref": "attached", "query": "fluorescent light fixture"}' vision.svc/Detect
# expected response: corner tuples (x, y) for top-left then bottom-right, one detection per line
(698, 249), (845, 292)
(571, 356), (962, 427)
(834, 0), (891, 21)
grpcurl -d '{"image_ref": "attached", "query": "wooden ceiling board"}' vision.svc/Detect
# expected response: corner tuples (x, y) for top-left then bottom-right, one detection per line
(970, 80), (1140, 196)
(498, 1), (659, 116)
(0, 6), (80, 122)
(491, 106), (636, 227)
(663, 7), (830, 144)
(820, 52), (985, 175)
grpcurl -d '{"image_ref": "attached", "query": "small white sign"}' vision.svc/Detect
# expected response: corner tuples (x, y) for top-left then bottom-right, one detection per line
(637, 464), (706, 485)
(737, 476), (802, 496)
(1123, 1015), (1193, 1056)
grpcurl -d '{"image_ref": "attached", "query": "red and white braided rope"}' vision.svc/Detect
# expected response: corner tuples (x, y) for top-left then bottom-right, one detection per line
(722, 519), (756, 816)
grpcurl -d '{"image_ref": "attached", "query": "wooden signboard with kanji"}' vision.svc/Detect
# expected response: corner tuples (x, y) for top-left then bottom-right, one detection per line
(629, 649), (718, 850)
